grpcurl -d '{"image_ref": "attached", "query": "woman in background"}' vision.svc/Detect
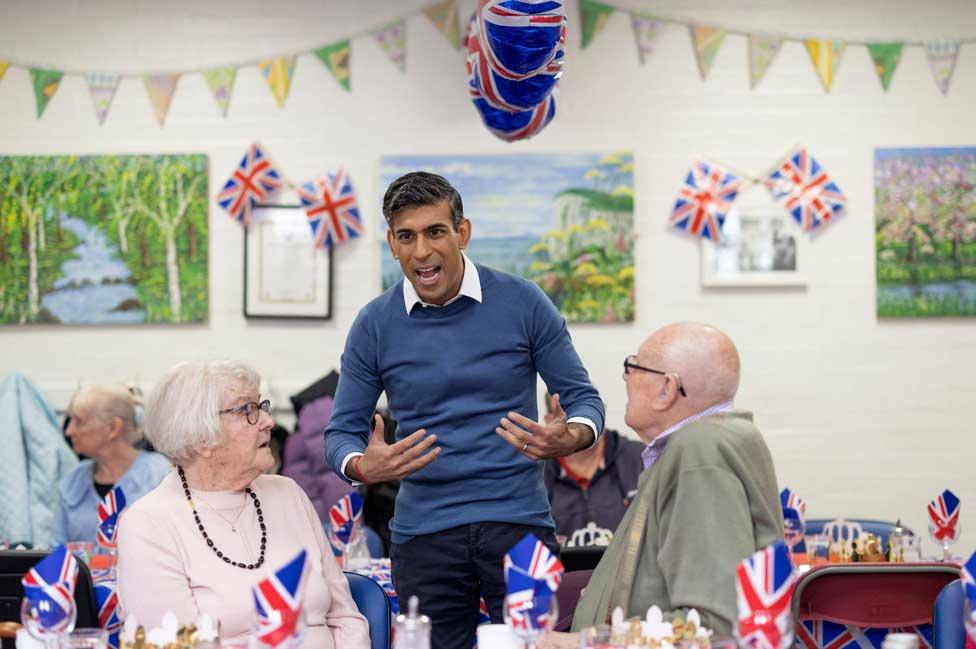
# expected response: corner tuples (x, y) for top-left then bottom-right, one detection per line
(52, 384), (170, 545)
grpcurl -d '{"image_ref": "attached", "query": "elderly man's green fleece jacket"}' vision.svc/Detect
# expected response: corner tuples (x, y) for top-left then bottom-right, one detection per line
(571, 411), (783, 635)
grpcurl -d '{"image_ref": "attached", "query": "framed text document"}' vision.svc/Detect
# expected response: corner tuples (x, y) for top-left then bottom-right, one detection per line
(244, 205), (333, 319)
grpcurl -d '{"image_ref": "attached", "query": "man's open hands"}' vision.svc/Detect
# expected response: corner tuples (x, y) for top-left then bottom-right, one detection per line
(351, 414), (440, 483)
(495, 394), (594, 460)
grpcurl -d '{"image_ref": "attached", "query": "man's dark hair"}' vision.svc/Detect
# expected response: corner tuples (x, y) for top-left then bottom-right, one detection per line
(382, 171), (464, 230)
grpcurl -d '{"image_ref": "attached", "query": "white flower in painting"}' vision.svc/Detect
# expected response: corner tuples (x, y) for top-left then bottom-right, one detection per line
(642, 605), (673, 640)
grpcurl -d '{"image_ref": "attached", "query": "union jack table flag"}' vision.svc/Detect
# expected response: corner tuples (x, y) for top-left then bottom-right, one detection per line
(329, 492), (364, 544)
(670, 158), (744, 242)
(296, 168), (364, 249)
(963, 551), (976, 639)
(253, 549), (308, 649)
(97, 485), (126, 549)
(780, 488), (807, 518)
(764, 147), (846, 234)
(927, 489), (960, 542)
(94, 579), (121, 649)
(21, 545), (79, 633)
(503, 534), (564, 631)
(796, 621), (932, 649)
(216, 143), (284, 226)
(736, 541), (796, 649)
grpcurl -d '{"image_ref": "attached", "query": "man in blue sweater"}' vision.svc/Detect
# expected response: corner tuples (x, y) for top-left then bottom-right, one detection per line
(325, 171), (605, 649)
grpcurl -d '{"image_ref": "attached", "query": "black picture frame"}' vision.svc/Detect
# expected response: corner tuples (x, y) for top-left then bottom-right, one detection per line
(243, 204), (333, 320)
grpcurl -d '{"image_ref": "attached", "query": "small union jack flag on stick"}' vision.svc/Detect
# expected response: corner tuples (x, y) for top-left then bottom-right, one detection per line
(927, 488), (961, 543)
(21, 545), (79, 633)
(296, 168), (364, 249)
(736, 541), (797, 649)
(329, 492), (364, 545)
(97, 485), (126, 550)
(216, 143), (284, 226)
(764, 147), (846, 234)
(503, 534), (564, 631)
(669, 158), (744, 242)
(94, 580), (122, 649)
(780, 488), (807, 519)
(253, 549), (308, 649)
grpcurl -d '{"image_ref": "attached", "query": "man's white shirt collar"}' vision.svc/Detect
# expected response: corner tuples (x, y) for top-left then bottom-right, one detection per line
(402, 252), (482, 314)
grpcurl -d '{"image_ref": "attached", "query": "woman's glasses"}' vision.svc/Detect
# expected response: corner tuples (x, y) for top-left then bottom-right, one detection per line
(218, 399), (271, 425)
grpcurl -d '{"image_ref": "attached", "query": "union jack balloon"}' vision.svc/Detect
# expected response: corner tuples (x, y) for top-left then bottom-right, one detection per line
(329, 492), (364, 545)
(765, 147), (846, 234)
(216, 143), (284, 226)
(670, 158), (744, 242)
(927, 488), (961, 543)
(735, 541), (796, 649)
(253, 549), (307, 649)
(296, 168), (364, 249)
(97, 485), (126, 549)
(21, 545), (79, 633)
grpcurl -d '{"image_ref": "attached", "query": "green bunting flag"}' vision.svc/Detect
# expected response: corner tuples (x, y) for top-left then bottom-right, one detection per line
(202, 67), (237, 116)
(580, 0), (614, 49)
(30, 68), (63, 118)
(867, 42), (903, 91)
(315, 40), (351, 91)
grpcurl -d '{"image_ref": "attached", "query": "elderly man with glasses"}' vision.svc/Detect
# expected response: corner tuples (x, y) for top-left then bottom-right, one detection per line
(543, 322), (784, 645)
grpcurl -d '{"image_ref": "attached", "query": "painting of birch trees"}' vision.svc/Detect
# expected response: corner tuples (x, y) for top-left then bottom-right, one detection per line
(0, 154), (208, 324)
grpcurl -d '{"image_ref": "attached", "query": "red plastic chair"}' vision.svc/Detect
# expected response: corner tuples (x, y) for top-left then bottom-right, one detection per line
(792, 563), (960, 643)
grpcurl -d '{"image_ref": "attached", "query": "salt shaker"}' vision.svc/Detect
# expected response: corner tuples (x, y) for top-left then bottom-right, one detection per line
(393, 596), (431, 649)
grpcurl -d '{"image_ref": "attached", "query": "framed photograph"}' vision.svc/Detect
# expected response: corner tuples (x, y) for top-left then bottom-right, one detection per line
(244, 205), (332, 319)
(701, 187), (806, 288)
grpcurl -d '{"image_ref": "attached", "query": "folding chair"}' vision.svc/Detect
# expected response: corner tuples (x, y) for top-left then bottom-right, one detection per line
(932, 580), (964, 649)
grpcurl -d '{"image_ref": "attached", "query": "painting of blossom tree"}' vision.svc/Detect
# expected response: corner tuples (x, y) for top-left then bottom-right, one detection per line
(380, 152), (635, 322)
(0, 154), (208, 325)
(875, 148), (976, 317)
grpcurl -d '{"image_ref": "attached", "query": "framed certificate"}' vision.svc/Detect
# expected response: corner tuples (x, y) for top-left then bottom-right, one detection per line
(244, 205), (333, 319)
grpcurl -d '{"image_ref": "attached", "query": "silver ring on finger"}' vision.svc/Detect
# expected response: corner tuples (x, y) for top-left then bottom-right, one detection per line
(522, 442), (529, 452)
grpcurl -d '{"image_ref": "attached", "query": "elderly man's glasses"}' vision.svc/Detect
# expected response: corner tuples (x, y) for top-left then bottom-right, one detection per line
(219, 400), (271, 425)
(623, 356), (687, 397)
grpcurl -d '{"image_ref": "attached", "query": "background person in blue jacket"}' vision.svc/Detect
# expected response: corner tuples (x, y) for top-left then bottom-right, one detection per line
(325, 171), (605, 649)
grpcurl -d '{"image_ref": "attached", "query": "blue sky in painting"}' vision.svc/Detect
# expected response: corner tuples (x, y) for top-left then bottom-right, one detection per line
(874, 147), (976, 161)
(379, 153), (616, 238)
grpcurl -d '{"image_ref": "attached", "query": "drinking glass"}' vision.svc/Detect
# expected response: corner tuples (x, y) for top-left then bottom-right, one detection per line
(805, 534), (830, 566)
(502, 594), (557, 649)
(20, 597), (76, 649)
(59, 628), (108, 649)
(928, 520), (960, 562)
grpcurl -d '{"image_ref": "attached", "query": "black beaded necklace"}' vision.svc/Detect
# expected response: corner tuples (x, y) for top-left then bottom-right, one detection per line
(178, 465), (266, 570)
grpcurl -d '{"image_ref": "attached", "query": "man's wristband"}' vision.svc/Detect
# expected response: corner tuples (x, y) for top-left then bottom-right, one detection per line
(352, 455), (370, 485)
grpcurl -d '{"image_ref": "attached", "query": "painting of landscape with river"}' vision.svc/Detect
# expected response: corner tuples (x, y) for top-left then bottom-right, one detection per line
(0, 154), (208, 325)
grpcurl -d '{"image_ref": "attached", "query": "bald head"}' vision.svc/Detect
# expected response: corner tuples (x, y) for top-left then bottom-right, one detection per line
(639, 322), (740, 409)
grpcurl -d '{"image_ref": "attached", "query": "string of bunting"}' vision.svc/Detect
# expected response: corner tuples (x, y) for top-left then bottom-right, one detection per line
(669, 146), (848, 243)
(216, 142), (364, 249)
(0, 0), (463, 126)
(580, 0), (972, 94)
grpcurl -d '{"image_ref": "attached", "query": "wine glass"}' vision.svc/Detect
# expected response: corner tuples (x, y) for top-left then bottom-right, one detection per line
(502, 593), (557, 649)
(928, 519), (960, 562)
(325, 522), (370, 570)
(20, 596), (76, 649)
(782, 507), (806, 563)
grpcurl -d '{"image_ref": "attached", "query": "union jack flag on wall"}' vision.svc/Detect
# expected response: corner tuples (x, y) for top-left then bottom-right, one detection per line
(97, 485), (126, 549)
(296, 168), (363, 248)
(503, 534), (563, 631)
(329, 492), (364, 544)
(253, 549), (308, 649)
(736, 541), (797, 649)
(764, 147), (846, 234)
(670, 158), (744, 242)
(927, 488), (961, 542)
(780, 488), (807, 518)
(94, 580), (121, 649)
(21, 545), (79, 633)
(216, 143), (283, 226)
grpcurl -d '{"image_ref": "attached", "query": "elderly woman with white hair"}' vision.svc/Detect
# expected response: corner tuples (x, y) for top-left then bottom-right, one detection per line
(52, 384), (170, 546)
(116, 360), (368, 649)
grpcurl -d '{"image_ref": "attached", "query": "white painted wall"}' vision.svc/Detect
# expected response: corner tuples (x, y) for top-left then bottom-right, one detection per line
(1, 0), (974, 549)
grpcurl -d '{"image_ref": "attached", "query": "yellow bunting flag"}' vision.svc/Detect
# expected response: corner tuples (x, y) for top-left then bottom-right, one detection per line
(30, 68), (63, 118)
(580, 0), (614, 50)
(805, 39), (845, 92)
(314, 40), (351, 91)
(691, 26), (727, 80)
(202, 67), (237, 116)
(0, 61), (8, 84)
(259, 57), (296, 108)
(144, 74), (180, 126)
(423, 0), (461, 49)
